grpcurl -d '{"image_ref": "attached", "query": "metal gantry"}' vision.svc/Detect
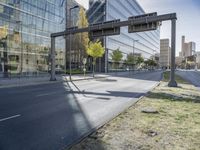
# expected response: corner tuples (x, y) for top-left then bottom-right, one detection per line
(50, 12), (178, 87)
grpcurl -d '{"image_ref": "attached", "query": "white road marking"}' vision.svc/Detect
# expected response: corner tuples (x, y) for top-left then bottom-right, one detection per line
(36, 91), (58, 97)
(0, 114), (21, 122)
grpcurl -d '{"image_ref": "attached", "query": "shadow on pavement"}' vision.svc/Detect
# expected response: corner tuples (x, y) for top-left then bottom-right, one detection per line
(0, 71), (162, 150)
(69, 88), (144, 100)
(0, 82), (106, 150)
(107, 71), (163, 82)
(95, 78), (117, 82)
(176, 71), (200, 88)
(61, 82), (106, 150)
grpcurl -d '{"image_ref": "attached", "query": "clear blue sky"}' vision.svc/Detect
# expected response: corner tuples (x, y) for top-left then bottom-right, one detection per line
(76, 0), (200, 56)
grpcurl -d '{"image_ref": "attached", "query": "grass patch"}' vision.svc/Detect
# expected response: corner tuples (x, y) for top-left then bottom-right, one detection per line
(65, 69), (91, 75)
(163, 71), (189, 84)
(69, 73), (200, 150)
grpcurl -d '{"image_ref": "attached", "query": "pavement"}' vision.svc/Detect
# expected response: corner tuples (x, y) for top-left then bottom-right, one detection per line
(176, 70), (200, 90)
(0, 74), (108, 88)
(0, 71), (162, 150)
(0, 70), (153, 88)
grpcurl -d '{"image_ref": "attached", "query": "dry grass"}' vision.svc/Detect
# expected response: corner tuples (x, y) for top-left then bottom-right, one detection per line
(69, 73), (200, 150)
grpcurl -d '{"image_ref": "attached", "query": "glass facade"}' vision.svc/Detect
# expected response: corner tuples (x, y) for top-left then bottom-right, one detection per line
(87, 0), (160, 72)
(0, 0), (66, 77)
(65, 0), (85, 71)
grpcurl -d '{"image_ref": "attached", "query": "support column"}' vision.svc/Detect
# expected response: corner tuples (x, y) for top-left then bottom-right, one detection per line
(50, 37), (56, 81)
(105, 48), (108, 73)
(69, 34), (72, 81)
(168, 19), (177, 87)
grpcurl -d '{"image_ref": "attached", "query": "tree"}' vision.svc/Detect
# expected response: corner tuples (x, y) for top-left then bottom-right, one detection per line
(86, 40), (105, 77)
(0, 25), (8, 77)
(125, 53), (136, 69)
(136, 56), (144, 65)
(76, 7), (89, 58)
(0, 25), (8, 39)
(111, 48), (123, 69)
(144, 59), (157, 69)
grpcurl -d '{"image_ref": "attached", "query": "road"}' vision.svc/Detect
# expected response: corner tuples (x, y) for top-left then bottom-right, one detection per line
(176, 70), (200, 89)
(0, 71), (162, 150)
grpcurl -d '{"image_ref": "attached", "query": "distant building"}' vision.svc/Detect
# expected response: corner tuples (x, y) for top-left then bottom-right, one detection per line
(150, 53), (160, 66)
(66, 0), (84, 28)
(160, 39), (171, 69)
(181, 36), (196, 57)
(65, 0), (85, 70)
(195, 51), (200, 69)
(175, 56), (183, 68)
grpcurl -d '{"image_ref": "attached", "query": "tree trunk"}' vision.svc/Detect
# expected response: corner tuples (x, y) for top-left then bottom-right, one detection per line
(92, 58), (96, 78)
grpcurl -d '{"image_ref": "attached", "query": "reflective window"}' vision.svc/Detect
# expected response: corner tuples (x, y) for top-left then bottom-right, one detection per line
(0, 0), (66, 77)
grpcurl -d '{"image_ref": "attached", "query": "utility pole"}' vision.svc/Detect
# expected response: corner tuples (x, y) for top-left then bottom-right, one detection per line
(16, 21), (23, 77)
(50, 37), (56, 81)
(69, 5), (79, 81)
(168, 19), (177, 87)
(133, 39), (139, 72)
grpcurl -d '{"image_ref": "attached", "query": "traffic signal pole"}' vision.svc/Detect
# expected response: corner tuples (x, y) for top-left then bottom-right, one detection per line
(50, 12), (178, 87)
(168, 19), (177, 87)
(50, 37), (56, 81)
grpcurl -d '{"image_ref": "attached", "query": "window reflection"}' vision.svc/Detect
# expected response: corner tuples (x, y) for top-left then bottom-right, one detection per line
(0, 0), (65, 77)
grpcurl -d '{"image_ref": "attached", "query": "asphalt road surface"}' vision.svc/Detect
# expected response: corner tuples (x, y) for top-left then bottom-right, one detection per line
(176, 70), (200, 89)
(0, 71), (162, 150)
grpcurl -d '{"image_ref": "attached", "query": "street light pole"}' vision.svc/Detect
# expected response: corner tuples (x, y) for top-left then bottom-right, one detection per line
(133, 39), (139, 72)
(16, 21), (23, 77)
(168, 19), (177, 87)
(69, 5), (79, 81)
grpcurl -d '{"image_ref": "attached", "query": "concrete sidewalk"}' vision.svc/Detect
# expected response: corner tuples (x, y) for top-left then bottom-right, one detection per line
(0, 76), (62, 88)
(0, 70), (157, 88)
(0, 74), (109, 88)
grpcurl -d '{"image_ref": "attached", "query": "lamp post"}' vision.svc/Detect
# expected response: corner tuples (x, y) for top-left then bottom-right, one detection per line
(133, 39), (139, 71)
(194, 53), (198, 71)
(16, 21), (23, 77)
(69, 5), (79, 81)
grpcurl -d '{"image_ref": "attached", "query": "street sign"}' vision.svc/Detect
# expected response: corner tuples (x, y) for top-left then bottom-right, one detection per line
(89, 19), (120, 37)
(128, 12), (158, 33)
(82, 58), (87, 65)
(50, 12), (178, 87)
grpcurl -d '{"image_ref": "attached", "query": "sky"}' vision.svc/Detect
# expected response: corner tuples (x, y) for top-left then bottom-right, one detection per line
(75, 0), (200, 56)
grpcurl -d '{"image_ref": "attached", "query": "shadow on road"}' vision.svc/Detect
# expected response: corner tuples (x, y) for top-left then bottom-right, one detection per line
(95, 78), (117, 82)
(0, 82), (106, 150)
(0, 71), (162, 150)
(69, 90), (144, 100)
(62, 82), (106, 150)
(107, 71), (163, 82)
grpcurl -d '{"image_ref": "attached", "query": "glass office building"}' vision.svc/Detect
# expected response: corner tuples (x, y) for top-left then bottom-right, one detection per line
(0, 0), (66, 77)
(88, 0), (160, 72)
(65, 0), (85, 71)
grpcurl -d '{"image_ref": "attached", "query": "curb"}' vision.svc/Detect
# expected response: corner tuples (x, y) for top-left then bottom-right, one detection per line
(65, 76), (109, 82)
(0, 71), (159, 89)
(0, 75), (109, 89)
(64, 75), (162, 150)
